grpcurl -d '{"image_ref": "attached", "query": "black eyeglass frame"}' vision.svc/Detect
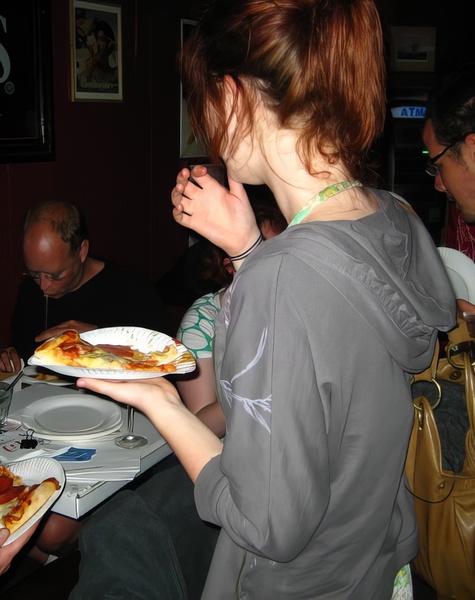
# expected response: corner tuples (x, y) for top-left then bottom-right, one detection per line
(425, 132), (474, 177)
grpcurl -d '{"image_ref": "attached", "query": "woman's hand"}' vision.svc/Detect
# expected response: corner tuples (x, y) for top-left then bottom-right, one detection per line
(76, 376), (223, 482)
(76, 376), (181, 417)
(0, 521), (41, 575)
(171, 165), (261, 258)
(457, 299), (475, 314)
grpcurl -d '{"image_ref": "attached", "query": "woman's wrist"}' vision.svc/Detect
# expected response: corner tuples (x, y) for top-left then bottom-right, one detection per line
(228, 233), (264, 263)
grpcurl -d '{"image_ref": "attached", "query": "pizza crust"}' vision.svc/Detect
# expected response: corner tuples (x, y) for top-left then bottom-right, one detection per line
(3, 479), (60, 534)
(34, 329), (81, 362)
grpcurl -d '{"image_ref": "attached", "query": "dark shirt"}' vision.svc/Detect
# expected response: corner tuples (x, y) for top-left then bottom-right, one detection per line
(11, 261), (170, 360)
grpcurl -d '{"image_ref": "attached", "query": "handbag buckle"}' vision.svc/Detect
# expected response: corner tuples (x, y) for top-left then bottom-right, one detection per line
(412, 377), (442, 429)
(447, 340), (475, 369)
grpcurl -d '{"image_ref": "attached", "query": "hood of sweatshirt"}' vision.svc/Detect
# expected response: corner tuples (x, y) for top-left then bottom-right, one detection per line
(256, 188), (456, 374)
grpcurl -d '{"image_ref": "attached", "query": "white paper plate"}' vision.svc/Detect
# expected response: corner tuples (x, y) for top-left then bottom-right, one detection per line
(20, 395), (122, 441)
(22, 366), (74, 387)
(1, 457), (65, 545)
(437, 247), (475, 302)
(28, 326), (196, 380)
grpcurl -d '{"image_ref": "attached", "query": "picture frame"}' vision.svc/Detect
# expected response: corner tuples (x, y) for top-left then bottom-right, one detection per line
(0, 0), (54, 163)
(180, 19), (207, 158)
(71, 1), (122, 101)
(390, 26), (436, 73)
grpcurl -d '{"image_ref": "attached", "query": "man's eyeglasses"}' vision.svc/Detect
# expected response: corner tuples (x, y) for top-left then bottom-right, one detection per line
(425, 140), (462, 177)
(23, 270), (66, 282)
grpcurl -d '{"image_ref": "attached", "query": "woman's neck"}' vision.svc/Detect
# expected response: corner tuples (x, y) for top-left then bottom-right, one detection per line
(262, 154), (373, 224)
(288, 180), (365, 226)
(256, 127), (368, 223)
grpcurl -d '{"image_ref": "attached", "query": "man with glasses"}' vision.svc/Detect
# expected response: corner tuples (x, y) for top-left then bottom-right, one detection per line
(0, 200), (168, 373)
(423, 63), (475, 259)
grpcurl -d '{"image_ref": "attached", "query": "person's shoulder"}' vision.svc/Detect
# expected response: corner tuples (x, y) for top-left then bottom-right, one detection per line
(102, 260), (145, 276)
(98, 261), (154, 285)
(177, 290), (222, 347)
(88, 260), (161, 306)
(184, 290), (222, 316)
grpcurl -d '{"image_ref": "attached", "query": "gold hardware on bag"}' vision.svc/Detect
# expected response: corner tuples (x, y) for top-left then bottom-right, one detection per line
(413, 400), (424, 430)
(412, 378), (441, 429)
(447, 340), (475, 369)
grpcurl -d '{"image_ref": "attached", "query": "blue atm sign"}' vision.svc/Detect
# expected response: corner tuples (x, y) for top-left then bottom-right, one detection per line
(391, 106), (426, 119)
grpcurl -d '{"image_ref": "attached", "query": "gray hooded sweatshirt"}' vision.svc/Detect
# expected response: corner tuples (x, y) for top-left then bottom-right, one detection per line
(195, 189), (456, 599)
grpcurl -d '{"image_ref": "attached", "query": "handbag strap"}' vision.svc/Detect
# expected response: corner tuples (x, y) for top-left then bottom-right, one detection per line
(463, 352), (475, 471)
(412, 338), (440, 383)
(463, 352), (475, 427)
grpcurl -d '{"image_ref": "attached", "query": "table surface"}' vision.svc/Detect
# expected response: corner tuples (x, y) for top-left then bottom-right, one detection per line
(4, 382), (172, 519)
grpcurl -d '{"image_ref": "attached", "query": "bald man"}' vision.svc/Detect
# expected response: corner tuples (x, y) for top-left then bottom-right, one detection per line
(1, 200), (168, 372)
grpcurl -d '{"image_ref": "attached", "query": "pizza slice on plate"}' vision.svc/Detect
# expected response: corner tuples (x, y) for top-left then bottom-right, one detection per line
(0, 465), (60, 534)
(34, 329), (179, 372)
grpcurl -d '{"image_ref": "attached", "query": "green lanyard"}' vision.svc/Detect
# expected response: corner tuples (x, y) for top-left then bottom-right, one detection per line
(288, 180), (363, 227)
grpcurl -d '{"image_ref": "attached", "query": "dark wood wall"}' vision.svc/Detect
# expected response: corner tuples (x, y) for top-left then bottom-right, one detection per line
(0, 0), (472, 348)
(0, 0), (201, 347)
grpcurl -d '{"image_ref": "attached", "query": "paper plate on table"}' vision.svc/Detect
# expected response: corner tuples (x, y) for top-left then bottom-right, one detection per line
(28, 326), (196, 380)
(0, 457), (65, 545)
(19, 394), (123, 441)
(22, 366), (75, 387)
(437, 247), (475, 303)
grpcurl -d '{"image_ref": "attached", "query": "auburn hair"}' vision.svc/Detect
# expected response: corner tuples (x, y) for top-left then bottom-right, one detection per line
(180, 0), (386, 179)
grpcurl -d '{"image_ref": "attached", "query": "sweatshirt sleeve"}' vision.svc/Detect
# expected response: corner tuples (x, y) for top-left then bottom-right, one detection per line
(194, 253), (333, 563)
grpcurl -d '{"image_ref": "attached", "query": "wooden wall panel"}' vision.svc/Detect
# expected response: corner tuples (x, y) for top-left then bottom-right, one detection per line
(0, 0), (194, 348)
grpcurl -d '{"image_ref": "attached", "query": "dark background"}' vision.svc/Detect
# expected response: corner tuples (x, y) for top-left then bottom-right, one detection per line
(0, 0), (472, 346)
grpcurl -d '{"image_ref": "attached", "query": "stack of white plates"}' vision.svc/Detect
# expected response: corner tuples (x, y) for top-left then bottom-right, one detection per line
(19, 394), (123, 441)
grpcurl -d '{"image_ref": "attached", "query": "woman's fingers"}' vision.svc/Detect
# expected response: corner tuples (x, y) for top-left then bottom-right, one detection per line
(75, 377), (180, 413)
(170, 165), (261, 256)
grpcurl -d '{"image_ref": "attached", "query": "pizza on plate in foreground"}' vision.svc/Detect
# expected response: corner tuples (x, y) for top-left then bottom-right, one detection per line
(0, 464), (61, 535)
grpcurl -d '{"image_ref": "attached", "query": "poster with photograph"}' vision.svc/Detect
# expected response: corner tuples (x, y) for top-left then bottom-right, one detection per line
(71, 1), (122, 101)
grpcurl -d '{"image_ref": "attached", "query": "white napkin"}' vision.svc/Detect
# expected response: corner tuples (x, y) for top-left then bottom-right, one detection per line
(0, 445), (70, 464)
(64, 456), (141, 482)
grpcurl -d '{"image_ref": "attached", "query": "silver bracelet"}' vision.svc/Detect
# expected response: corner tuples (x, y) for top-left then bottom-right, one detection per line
(228, 233), (264, 262)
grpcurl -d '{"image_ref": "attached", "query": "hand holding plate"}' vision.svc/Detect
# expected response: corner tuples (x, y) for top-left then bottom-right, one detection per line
(0, 522), (41, 574)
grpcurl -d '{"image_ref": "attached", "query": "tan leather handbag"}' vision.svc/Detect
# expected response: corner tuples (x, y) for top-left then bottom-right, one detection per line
(406, 341), (475, 599)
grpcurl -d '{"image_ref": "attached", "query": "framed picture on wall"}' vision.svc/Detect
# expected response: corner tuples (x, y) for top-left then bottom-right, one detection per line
(390, 27), (436, 73)
(180, 19), (207, 158)
(0, 0), (54, 162)
(70, 1), (122, 101)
